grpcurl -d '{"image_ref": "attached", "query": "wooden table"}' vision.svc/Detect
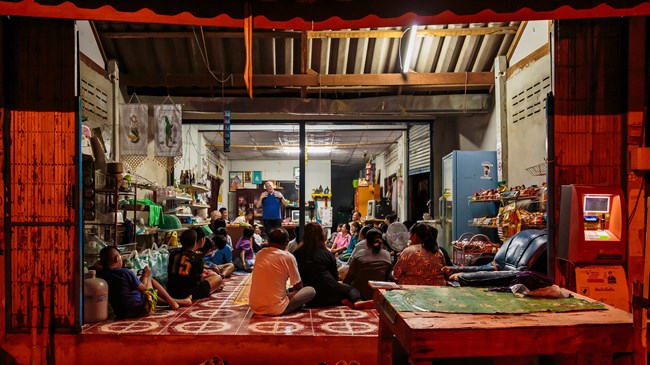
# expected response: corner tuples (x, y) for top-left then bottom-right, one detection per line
(374, 285), (633, 365)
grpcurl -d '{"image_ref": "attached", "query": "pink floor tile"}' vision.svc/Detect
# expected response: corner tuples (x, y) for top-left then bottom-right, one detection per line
(83, 273), (378, 338)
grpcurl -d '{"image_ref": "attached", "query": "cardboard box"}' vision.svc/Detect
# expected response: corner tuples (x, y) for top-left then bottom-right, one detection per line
(575, 265), (629, 311)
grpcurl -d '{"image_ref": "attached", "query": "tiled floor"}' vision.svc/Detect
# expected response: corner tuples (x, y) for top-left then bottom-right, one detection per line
(82, 273), (379, 337)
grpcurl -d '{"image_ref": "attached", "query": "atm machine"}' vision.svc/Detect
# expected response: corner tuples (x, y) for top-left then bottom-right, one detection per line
(558, 185), (629, 311)
(558, 185), (626, 264)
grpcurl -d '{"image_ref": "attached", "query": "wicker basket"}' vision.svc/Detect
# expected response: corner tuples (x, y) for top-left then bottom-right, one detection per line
(452, 233), (499, 266)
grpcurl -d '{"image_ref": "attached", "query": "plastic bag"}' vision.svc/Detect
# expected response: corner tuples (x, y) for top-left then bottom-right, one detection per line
(511, 284), (570, 298)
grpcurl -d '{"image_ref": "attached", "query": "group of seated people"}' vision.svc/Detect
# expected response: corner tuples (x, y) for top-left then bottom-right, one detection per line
(94, 208), (454, 320)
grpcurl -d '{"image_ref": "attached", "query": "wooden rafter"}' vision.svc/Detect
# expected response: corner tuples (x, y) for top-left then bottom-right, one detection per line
(308, 26), (518, 39)
(122, 72), (494, 88)
(100, 25), (518, 41)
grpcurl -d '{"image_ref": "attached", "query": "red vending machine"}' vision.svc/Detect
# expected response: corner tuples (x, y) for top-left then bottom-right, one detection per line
(558, 185), (626, 264)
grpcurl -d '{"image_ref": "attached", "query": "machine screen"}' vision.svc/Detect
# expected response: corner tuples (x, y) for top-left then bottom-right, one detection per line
(583, 196), (610, 213)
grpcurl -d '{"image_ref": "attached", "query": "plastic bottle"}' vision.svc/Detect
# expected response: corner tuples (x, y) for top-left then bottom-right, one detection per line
(84, 270), (108, 323)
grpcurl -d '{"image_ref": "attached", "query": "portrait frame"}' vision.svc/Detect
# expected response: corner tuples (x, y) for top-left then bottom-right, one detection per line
(229, 171), (242, 192)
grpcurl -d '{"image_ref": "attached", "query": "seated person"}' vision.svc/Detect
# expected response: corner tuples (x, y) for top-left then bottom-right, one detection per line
(219, 207), (230, 224)
(293, 222), (373, 309)
(233, 209), (254, 225)
(202, 234), (235, 278)
(97, 246), (191, 319)
(337, 225), (372, 280)
(329, 223), (351, 255)
(215, 227), (233, 248)
(338, 221), (361, 262)
(343, 228), (392, 300)
(326, 224), (343, 248)
(211, 216), (227, 234)
(233, 226), (255, 272)
(392, 223), (446, 286)
(249, 228), (316, 315)
(252, 224), (266, 253)
(167, 229), (223, 301)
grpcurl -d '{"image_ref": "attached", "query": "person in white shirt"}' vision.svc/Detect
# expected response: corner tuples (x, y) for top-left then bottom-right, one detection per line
(233, 209), (254, 225)
(252, 224), (265, 252)
(249, 228), (315, 316)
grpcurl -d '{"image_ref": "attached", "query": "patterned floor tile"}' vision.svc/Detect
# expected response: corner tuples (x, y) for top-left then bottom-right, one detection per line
(83, 273), (378, 337)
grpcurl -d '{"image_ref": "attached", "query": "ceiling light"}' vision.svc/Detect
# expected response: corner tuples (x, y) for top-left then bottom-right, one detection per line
(402, 25), (418, 75)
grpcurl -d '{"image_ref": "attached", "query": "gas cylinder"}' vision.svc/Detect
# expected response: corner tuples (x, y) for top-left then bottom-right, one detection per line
(84, 270), (108, 323)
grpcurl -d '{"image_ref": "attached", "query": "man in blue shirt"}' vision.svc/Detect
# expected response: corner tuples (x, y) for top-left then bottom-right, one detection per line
(257, 181), (286, 237)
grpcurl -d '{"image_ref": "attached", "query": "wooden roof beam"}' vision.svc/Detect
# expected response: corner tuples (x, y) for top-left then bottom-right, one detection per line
(122, 72), (494, 88)
(101, 25), (517, 40)
(307, 26), (518, 39)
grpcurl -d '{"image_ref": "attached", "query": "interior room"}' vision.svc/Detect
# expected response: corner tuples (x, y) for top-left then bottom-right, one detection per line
(1, 1), (649, 364)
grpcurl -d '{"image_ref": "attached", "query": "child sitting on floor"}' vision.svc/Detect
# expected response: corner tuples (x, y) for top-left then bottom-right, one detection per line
(167, 229), (224, 302)
(97, 246), (191, 319)
(201, 233), (235, 278)
(233, 226), (255, 272)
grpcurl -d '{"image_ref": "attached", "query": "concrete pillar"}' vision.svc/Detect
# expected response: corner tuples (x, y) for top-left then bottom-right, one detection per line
(494, 55), (508, 182)
(108, 59), (120, 161)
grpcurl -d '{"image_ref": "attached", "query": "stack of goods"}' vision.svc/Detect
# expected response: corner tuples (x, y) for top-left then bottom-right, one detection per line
(470, 185), (543, 201)
(471, 216), (497, 228)
(469, 189), (500, 201)
(497, 203), (520, 241)
(519, 211), (546, 227)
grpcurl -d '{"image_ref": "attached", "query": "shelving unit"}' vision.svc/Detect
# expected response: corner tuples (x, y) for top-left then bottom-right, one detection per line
(468, 192), (547, 242)
(160, 184), (212, 229)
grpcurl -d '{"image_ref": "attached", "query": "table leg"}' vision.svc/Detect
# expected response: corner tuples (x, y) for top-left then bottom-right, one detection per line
(377, 317), (393, 365)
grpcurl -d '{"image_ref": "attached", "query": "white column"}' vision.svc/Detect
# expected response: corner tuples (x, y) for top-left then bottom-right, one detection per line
(494, 55), (508, 182)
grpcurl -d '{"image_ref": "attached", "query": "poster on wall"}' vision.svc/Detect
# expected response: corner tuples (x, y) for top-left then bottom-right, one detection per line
(229, 171), (242, 192)
(119, 103), (148, 155)
(154, 104), (182, 156)
(252, 171), (262, 184)
(243, 171), (252, 183)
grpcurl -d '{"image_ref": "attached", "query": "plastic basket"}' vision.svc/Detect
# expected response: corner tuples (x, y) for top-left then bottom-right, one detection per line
(452, 233), (499, 266)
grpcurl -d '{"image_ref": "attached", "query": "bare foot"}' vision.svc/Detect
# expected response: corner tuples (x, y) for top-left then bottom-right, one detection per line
(169, 300), (180, 311)
(340, 299), (354, 309)
(353, 300), (374, 310)
(176, 295), (193, 307)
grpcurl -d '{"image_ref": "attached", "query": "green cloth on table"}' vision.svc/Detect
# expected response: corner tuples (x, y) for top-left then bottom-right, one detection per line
(383, 286), (606, 314)
(127, 199), (163, 227)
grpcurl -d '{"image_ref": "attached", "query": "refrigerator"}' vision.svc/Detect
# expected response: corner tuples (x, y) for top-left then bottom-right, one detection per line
(441, 150), (498, 246)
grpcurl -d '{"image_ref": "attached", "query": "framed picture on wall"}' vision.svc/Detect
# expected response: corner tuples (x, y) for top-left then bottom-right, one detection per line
(243, 171), (252, 183)
(252, 171), (262, 184)
(229, 171), (242, 192)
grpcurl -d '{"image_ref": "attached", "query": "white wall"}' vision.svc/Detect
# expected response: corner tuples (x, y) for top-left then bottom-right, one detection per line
(383, 132), (406, 221)
(229, 159), (331, 199)
(456, 110), (498, 151)
(175, 124), (202, 182)
(77, 21), (105, 69)
(510, 21), (550, 66)
(505, 53), (550, 187)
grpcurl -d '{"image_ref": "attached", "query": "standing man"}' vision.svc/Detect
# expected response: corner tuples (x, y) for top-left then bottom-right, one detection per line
(257, 181), (286, 236)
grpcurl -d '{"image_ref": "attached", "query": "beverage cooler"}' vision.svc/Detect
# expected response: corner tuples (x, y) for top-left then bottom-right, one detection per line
(440, 150), (498, 246)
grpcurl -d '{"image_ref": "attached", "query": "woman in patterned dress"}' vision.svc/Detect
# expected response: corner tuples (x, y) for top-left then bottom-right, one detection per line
(392, 223), (446, 286)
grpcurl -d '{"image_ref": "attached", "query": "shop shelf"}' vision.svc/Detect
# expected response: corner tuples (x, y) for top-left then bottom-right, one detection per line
(179, 184), (210, 194)
(191, 203), (211, 209)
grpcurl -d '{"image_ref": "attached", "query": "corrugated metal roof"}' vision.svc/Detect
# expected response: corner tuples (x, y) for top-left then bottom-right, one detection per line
(94, 21), (520, 98)
(92, 20), (519, 164)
